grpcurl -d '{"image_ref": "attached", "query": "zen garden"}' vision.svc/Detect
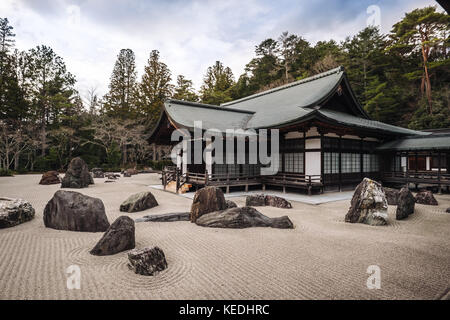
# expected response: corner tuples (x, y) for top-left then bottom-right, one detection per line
(0, 2), (449, 301)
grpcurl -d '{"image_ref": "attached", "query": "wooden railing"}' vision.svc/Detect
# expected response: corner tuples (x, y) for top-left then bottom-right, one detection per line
(163, 167), (323, 194)
(382, 171), (450, 187)
(262, 173), (323, 195)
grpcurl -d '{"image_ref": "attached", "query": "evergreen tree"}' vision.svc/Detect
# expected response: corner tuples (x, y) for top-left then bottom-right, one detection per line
(137, 50), (173, 126)
(200, 61), (234, 105)
(23, 45), (76, 156)
(389, 6), (450, 114)
(103, 49), (138, 119)
(173, 75), (198, 102)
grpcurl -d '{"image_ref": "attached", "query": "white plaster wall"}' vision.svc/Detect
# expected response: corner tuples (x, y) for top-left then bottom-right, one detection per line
(305, 138), (321, 149)
(285, 131), (303, 139)
(305, 127), (319, 137)
(426, 157), (431, 171)
(305, 152), (321, 176)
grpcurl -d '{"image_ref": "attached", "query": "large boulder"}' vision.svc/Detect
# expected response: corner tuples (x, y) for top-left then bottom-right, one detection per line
(120, 191), (158, 213)
(190, 186), (227, 223)
(39, 171), (61, 185)
(90, 216), (135, 256)
(415, 190), (438, 206)
(383, 187), (399, 205)
(396, 187), (415, 220)
(0, 197), (35, 228)
(61, 157), (93, 188)
(92, 168), (104, 179)
(264, 195), (292, 209)
(43, 190), (110, 232)
(196, 206), (294, 229)
(136, 212), (190, 222)
(127, 247), (168, 276)
(245, 194), (265, 206)
(345, 178), (388, 226)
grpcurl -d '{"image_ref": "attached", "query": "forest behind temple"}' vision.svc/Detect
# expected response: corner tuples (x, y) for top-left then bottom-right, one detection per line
(0, 5), (449, 173)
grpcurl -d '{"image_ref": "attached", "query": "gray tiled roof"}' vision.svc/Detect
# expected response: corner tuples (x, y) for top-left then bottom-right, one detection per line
(163, 67), (427, 137)
(377, 134), (450, 151)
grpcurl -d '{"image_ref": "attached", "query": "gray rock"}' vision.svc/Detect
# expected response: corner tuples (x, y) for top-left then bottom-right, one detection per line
(43, 190), (110, 232)
(383, 187), (399, 205)
(190, 186), (227, 223)
(123, 172), (131, 177)
(136, 212), (190, 222)
(92, 168), (104, 179)
(120, 191), (158, 213)
(264, 195), (292, 208)
(90, 216), (135, 256)
(0, 197), (35, 228)
(39, 171), (61, 185)
(225, 200), (237, 208)
(195, 206), (294, 229)
(245, 194), (265, 206)
(396, 187), (415, 220)
(127, 247), (168, 276)
(415, 190), (438, 206)
(345, 178), (388, 226)
(61, 157), (93, 188)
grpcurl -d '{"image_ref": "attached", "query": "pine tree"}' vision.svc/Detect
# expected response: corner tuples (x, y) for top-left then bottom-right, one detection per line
(173, 75), (198, 102)
(103, 49), (138, 119)
(137, 50), (173, 127)
(200, 61), (234, 105)
(389, 6), (450, 114)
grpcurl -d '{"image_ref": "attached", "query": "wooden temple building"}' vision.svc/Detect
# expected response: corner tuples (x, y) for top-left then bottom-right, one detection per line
(149, 67), (450, 194)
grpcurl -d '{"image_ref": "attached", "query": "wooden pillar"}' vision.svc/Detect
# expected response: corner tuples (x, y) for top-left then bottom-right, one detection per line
(438, 152), (442, 194)
(338, 136), (342, 192)
(360, 138), (364, 180)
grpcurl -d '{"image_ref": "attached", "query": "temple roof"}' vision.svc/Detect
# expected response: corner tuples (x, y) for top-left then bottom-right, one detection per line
(161, 67), (428, 137)
(377, 133), (450, 151)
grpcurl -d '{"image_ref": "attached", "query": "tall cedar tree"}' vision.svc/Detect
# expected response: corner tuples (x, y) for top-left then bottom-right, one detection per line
(103, 49), (138, 119)
(173, 75), (198, 102)
(200, 61), (234, 105)
(137, 50), (173, 127)
(25, 45), (76, 156)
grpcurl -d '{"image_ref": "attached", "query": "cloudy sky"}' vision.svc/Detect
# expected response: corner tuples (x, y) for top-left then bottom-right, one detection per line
(1, 0), (438, 100)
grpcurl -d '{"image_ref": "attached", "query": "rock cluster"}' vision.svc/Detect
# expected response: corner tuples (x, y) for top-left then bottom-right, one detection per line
(43, 190), (110, 232)
(195, 206), (294, 229)
(345, 178), (388, 226)
(0, 197), (35, 228)
(39, 171), (61, 185)
(396, 187), (415, 220)
(120, 191), (158, 213)
(92, 168), (104, 178)
(61, 157), (94, 188)
(90, 216), (135, 256)
(246, 194), (292, 208)
(127, 247), (168, 276)
(190, 186), (227, 223)
(415, 190), (438, 206)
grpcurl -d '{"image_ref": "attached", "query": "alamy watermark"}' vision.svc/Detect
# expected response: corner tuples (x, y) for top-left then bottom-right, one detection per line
(366, 265), (381, 289)
(66, 265), (81, 290)
(170, 121), (280, 175)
